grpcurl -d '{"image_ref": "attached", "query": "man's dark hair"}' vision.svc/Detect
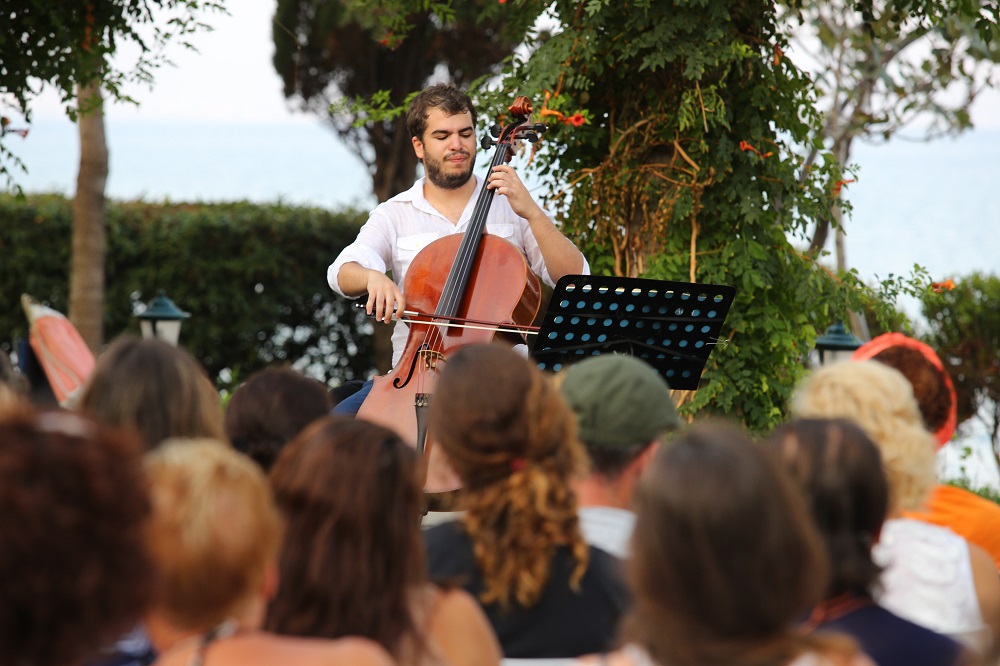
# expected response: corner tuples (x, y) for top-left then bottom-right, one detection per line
(405, 83), (477, 140)
(585, 442), (653, 480)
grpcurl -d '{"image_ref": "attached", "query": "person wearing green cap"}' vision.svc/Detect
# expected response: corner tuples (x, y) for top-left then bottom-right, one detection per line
(559, 354), (682, 558)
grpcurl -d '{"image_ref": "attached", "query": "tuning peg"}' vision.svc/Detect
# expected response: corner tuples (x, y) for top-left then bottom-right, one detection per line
(480, 134), (496, 150)
(522, 131), (539, 143)
(531, 123), (547, 134)
(490, 124), (502, 138)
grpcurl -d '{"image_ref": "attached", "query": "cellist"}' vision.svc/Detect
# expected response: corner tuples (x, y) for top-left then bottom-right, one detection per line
(328, 84), (588, 416)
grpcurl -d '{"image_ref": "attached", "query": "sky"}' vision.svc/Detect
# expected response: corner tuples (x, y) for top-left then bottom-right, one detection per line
(28, 1), (307, 125)
(21, 1), (1000, 128)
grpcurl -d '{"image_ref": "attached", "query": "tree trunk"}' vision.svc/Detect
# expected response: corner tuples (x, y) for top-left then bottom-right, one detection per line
(70, 82), (108, 353)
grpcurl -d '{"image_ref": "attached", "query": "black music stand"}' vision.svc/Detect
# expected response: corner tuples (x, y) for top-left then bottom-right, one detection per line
(530, 275), (736, 390)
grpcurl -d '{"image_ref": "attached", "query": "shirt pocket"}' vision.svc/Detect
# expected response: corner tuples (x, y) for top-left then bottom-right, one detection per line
(486, 223), (516, 239)
(395, 232), (440, 275)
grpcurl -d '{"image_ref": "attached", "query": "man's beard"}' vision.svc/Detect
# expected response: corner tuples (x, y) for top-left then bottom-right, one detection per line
(424, 152), (474, 190)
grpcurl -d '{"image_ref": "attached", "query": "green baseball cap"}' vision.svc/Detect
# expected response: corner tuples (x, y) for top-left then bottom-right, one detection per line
(559, 354), (681, 448)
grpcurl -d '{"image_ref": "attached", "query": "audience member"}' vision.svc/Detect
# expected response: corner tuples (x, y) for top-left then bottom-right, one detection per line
(143, 438), (392, 666)
(592, 422), (871, 666)
(769, 418), (970, 666)
(330, 379), (366, 408)
(424, 343), (630, 659)
(792, 361), (1000, 654)
(266, 415), (501, 666)
(76, 335), (225, 450)
(224, 365), (332, 470)
(558, 354), (681, 559)
(0, 407), (154, 666)
(853, 332), (1000, 568)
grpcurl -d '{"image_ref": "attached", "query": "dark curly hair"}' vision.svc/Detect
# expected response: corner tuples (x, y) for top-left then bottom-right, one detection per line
(0, 406), (154, 666)
(870, 345), (953, 433)
(406, 83), (477, 140)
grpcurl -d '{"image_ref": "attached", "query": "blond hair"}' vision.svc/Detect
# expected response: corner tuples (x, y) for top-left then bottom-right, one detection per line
(144, 438), (282, 630)
(791, 361), (937, 512)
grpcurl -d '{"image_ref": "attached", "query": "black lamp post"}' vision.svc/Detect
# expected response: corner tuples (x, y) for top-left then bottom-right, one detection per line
(136, 290), (190, 346)
(815, 320), (863, 367)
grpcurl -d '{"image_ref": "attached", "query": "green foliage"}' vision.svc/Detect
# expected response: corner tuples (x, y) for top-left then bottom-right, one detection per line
(289, 0), (934, 431)
(1, 0), (224, 190)
(0, 194), (374, 391)
(920, 272), (1000, 456)
(272, 0), (537, 200)
(467, 0), (913, 431)
(945, 478), (1000, 506)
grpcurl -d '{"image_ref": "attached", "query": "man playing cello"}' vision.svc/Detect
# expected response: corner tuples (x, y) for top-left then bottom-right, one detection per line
(328, 84), (588, 417)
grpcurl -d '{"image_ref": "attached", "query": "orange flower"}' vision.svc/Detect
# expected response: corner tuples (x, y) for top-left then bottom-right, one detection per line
(832, 179), (855, 195)
(739, 140), (772, 158)
(539, 108), (566, 122)
(773, 45), (783, 66)
(499, 0), (506, 4)
(564, 113), (586, 127)
(931, 279), (956, 293)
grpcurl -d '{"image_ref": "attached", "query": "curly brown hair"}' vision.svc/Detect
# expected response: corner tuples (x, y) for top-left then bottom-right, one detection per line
(870, 345), (953, 434)
(406, 83), (478, 140)
(0, 406), (154, 666)
(428, 343), (589, 609)
(265, 416), (428, 661)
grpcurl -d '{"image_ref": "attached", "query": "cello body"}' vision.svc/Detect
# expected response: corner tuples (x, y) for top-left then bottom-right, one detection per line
(357, 232), (541, 492)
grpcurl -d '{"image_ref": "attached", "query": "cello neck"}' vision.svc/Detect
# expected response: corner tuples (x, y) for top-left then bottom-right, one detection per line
(435, 143), (512, 318)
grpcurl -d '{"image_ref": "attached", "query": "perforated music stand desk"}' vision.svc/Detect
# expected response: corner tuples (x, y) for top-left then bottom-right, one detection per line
(529, 275), (736, 390)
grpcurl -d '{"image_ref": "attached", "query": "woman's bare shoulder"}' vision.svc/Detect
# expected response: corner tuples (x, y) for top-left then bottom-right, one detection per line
(322, 637), (396, 666)
(576, 649), (637, 666)
(225, 634), (394, 666)
(428, 585), (502, 666)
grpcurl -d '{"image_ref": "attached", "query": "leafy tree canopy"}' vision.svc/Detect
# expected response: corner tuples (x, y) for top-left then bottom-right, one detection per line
(921, 272), (1000, 469)
(334, 0), (946, 430)
(272, 0), (538, 201)
(780, 0), (1000, 256)
(1, 0), (222, 189)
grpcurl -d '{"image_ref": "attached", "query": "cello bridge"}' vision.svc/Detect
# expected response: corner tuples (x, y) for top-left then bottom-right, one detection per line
(418, 348), (446, 370)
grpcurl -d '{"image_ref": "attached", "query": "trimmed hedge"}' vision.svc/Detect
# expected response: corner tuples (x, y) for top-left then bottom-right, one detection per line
(0, 194), (374, 390)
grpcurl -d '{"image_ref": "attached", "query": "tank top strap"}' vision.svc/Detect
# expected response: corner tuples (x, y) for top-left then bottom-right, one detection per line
(188, 619), (239, 666)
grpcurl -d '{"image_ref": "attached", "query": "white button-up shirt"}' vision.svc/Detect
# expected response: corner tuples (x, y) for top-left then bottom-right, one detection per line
(328, 176), (590, 365)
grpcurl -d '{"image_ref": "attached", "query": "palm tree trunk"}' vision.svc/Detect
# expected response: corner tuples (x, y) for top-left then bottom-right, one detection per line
(70, 82), (108, 353)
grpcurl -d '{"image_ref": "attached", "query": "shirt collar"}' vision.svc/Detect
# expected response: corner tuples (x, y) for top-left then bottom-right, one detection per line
(397, 176), (486, 229)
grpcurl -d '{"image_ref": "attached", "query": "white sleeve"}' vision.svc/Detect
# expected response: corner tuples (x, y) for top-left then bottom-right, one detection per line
(327, 212), (394, 297)
(517, 210), (591, 288)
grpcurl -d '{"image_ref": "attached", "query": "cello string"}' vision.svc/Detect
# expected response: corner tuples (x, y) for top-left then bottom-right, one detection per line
(437, 139), (510, 317)
(415, 114), (531, 394)
(438, 117), (528, 317)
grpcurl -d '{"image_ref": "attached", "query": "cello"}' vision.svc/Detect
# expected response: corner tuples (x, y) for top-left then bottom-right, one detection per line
(357, 95), (547, 495)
